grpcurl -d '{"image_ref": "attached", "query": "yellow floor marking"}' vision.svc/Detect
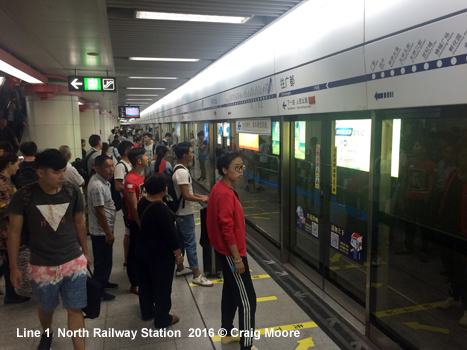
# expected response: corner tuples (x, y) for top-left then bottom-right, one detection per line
(329, 261), (387, 271)
(195, 222), (201, 226)
(244, 211), (280, 217)
(211, 321), (318, 342)
(369, 283), (383, 288)
(257, 296), (278, 302)
(241, 200), (266, 203)
(404, 322), (449, 334)
(373, 302), (441, 318)
(296, 337), (315, 349)
(242, 206), (256, 209)
(252, 217), (270, 220)
(330, 253), (341, 263)
(189, 274), (270, 287)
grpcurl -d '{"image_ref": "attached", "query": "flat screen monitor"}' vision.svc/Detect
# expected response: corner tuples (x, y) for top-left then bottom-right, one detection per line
(118, 105), (140, 118)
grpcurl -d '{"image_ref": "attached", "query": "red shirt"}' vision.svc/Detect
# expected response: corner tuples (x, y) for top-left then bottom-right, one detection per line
(206, 180), (246, 257)
(124, 171), (145, 221)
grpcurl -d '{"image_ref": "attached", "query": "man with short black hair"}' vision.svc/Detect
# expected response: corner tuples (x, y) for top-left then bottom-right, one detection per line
(124, 147), (148, 295)
(162, 133), (172, 150)
(0, 115), (19, 153)
(88, 155), (117, 302)
(86, 135), (102, 176)
(172, 142), (212, 286)
(8, 149), (90, 350)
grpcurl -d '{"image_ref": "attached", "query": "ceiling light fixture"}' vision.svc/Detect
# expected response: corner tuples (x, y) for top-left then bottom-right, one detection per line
(135, 11), (251, 24)
(0, 48), (47, 84)
(126, 94), (159, 96)
(128, 76), (178, 79)
(0, 77), (5, 88)
(126, 87), (166, 90)
(129, 57), (199, 62)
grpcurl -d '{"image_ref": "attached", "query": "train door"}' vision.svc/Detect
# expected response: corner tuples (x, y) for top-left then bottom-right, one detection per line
(290, 118), (325, 278)
(289, 113), (371, 320)
(322, 114), (372, 318)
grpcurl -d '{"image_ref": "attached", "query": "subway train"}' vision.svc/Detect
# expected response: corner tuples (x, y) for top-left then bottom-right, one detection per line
(127, 1), (467, 349)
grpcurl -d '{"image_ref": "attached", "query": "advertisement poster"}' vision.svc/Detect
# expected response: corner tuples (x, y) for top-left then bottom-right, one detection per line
(223, 122), (230, 146)
(239, 133), (259, 151)
(296, 206), (319, 238)
(204, 123), (209, 141)
(217, 123), (222, 145)
(294, 121), (306, 160)
(335, 119), (371, 172)
(330, 223), (364, 264)
(272, 121), (280, 155)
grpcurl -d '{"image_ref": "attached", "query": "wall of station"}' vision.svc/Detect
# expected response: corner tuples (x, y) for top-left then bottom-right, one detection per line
(134, 0), (467, 125)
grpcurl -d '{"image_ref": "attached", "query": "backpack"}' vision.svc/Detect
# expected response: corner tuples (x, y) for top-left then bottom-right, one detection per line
(109, 161), (129, 212)
(73, 150), (97, 184)
(158, 160), (167, 174)
(83, 267), (103, 319)
(13, 167), (39, 190)
(20, 181), (78, 245)
(164, 165), (190, 213)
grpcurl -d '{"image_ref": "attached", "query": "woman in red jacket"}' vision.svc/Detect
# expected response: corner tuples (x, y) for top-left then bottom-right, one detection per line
(206, 151), (257, 350)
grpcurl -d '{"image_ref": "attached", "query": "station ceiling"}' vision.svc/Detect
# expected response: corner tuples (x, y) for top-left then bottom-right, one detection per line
(0, 0), (303, 113)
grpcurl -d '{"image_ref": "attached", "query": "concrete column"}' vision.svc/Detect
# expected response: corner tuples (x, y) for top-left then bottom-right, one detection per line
(80, 108), (100, 147)
(25, 94), (81, 158)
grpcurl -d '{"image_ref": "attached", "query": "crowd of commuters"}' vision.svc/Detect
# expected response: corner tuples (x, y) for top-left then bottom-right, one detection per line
(0, 118), (259, 350)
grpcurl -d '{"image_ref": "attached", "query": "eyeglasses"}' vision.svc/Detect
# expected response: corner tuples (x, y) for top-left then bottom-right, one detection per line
(234, 164), (246, 172)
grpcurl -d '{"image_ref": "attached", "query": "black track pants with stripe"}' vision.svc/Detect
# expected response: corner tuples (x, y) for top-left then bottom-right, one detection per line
(217, 252), (257, 350)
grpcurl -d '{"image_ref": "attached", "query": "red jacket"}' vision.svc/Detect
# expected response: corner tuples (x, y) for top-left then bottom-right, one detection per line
(439, 169), (467, 236)
(206, 180), (246, 257)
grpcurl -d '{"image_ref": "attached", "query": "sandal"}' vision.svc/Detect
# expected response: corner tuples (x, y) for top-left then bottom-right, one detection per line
(170, 314), (180, 325)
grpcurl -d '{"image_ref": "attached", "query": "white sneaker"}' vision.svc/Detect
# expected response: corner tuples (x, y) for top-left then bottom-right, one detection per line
(176, 267), (193, 277)
(438, 297), (462, 310)
(459, 311), (467, 327)
(192, 274), (213, 287)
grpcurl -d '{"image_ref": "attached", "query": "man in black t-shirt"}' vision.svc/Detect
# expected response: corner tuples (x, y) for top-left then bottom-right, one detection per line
(7, 149), (90, 350)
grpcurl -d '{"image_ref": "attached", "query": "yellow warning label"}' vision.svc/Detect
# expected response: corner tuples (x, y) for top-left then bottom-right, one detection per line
(189, 274), (270, 287)
(211, 321), (319, 342)
(331, 147), (337, 195)
(296, 337), (315, 349)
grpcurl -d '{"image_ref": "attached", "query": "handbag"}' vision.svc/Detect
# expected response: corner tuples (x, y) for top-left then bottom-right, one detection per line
(82, 266), (103, 319)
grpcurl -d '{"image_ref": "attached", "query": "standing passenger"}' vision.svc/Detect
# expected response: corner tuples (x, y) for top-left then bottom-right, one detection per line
(8, 149), (90, 350)
(87, 155), (117, 301)
(172, 142), (212, 286)
(136, 174), (183, 326)
(196, 131), (208, 180)
(124, 147), (148, 295)
(59, 145), (85, 187)
(206, 151), (257, 350)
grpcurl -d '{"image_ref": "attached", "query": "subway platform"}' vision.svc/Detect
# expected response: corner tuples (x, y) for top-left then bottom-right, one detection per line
(0, 205), (379, 350)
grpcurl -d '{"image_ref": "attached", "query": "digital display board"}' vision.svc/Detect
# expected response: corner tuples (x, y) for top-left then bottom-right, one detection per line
(239, 133), (259, 151)
(272, 121), (280, 155)
(294, 121), (306, 160)
(335, 119), (371, 171)
(118, 106), (140, 118)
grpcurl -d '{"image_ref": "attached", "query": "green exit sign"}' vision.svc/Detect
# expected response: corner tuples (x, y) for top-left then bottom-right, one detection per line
(84, 78), (102, 91)
(68, 76), (116, 92)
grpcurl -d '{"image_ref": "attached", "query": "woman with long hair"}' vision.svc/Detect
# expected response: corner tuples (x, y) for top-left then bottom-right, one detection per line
(154, 145), (173, 174)
(206, 151), (257, 350)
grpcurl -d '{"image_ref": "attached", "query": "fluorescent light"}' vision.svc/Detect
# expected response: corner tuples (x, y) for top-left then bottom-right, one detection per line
(128, 77), (178, 79)
(0, 77), (5, 88)
(126, 99), (153, 101)
(0, 60), (45, 84)
(135, 11), (250, 24)
(129, 57), (199, 62)
(126, 94), (159, 96)
(78, 101), (84, 105)
(126, 87), (166, 90)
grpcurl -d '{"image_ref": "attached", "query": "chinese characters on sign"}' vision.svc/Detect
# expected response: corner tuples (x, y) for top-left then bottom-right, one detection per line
(280, 75), (295, 89)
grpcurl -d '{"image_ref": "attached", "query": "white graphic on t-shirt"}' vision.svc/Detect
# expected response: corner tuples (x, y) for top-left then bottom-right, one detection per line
(37, 204), (69, 231)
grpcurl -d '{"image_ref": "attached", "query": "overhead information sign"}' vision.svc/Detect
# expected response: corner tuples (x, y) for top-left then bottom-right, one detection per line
(68, 76), (117, 92)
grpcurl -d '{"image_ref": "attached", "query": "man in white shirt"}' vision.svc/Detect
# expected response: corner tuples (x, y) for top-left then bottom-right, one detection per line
(172, 142), (212, 286)
(59, 145), (85, 187)
(114, 141), (133, 269)
(142, 133), (156, 178)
